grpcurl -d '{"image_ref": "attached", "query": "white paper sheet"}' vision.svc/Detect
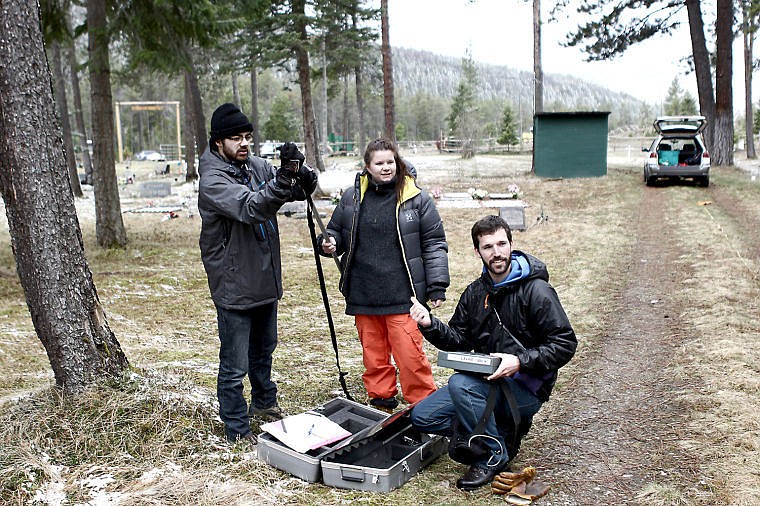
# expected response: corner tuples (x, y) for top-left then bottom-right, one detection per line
(261, 411), (352, 453)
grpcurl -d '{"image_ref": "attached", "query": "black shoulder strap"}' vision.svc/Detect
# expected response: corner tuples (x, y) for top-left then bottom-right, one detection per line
(306, 197), (354, 401)
(472, 383), (500, 435)
(493, 308), (527, 350)
(471, 380), (521, 448)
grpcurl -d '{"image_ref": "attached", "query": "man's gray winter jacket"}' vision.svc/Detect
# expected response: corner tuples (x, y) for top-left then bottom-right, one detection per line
(198, 147), (294, 310)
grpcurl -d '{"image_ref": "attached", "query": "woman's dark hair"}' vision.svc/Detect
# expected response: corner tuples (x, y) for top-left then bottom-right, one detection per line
(363, 138), (409, 201)
(471, 215), (512, 249)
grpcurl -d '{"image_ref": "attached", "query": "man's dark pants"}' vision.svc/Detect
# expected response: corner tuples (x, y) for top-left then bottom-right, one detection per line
(216, 302), (278, 441)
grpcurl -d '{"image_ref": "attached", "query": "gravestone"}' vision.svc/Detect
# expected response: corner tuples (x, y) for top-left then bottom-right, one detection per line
(499, 200), (526, 231)
(139, 181), (171, 198)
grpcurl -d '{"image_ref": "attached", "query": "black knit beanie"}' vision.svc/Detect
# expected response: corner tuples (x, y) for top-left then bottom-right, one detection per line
(209, 103), (253, 149)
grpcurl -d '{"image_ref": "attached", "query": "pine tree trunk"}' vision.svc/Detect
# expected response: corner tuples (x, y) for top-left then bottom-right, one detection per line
(713, 0), (734, 166)
(295, 45), (322, 171)
(533, 0), (543, 114)
(184, 65), (205, 180)
(87, 0), (127, 248)
(188, 67), (207, 161)
(355, 66), (366, 154)
(0, 0), (129, 394)
(50, 41), (83, 198)
(343, 76), (350, 152)
(321, 36), (329, 152)
(232, 73), (241, 109)
(685, 0), (717, 151)
(293, 0), (325, 173)
(250, 65), (261, 157)
(380, 0), (395, 141)
(744, 7), (756, 159)
(66, 36), (94, 186)
(183, 81), (196, 182)
(351, 10), (366, 153)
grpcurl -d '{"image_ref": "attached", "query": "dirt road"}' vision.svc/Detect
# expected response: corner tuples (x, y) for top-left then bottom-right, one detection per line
(527, 186), (699, 504)
(519, 172), (760, 505)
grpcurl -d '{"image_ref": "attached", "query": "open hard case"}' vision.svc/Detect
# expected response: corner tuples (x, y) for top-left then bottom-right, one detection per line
(257, 397), (446, 492)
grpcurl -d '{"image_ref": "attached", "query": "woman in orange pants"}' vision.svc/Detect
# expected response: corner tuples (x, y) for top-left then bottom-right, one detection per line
(319, 138), (450, 411)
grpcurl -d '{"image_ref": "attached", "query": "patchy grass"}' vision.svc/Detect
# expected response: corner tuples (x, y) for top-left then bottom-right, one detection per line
(1, 153), (760, 504)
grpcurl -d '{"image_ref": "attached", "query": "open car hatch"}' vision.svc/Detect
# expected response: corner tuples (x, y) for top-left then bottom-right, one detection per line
(653, 115), (707, 135)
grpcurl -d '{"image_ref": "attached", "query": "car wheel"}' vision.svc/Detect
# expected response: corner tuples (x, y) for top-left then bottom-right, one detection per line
(645, 175), (655, 186)
(697, 176), (709, 187)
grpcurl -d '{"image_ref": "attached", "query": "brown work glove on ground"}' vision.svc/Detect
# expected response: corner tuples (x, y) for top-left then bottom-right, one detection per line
(491, 466), (550, 505)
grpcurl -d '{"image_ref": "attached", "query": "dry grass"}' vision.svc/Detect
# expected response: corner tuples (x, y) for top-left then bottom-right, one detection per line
(661, 169), (760, 505)
(1, 153), (759, 504)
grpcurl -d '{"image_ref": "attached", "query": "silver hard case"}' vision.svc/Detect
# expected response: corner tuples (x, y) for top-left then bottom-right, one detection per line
(257, 398), (446, 492)
(319, 406), (446, 492)
(256, 397), (388, 483)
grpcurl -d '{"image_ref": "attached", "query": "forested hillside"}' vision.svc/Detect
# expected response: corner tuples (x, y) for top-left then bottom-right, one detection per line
(393, 47), (652, 133)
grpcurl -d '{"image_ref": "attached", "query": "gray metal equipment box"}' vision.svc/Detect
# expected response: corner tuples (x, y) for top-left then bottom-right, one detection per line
(437, 351), (501, 375)
(320, 407), (447, 492)
(257, 398), (388, 483)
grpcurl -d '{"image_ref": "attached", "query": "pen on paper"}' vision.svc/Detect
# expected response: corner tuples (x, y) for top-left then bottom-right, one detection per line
(280, 418), (287, 433)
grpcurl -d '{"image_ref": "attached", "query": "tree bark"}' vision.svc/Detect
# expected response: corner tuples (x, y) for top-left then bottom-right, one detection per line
(742, 0), (757, 160)
(685, 0), (716, 151)
(250, 65), (261, 157)
(66, 33), (94, 186)
(50, 41), (83, 198)
(87, 0), (127, 248)
(352, 12), (366, 153)
(343, 75), (350, 152)
(292, 0), (325, 173)
(533, 0), (543, 114)
(0, 0), (129, 394)
(380, 0), (395, 141)
(355, 66), (366, 153)
(184, 65), (205, 180)
(183, 78), (196, 182)
(321, 35), (329, 152)
(232, 73), (241, 109)
(713, 0), (734, 166)
(743, 2), (756, 159)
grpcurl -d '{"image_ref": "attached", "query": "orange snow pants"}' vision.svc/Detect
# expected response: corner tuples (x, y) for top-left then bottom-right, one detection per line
(355, 313), (437, 404)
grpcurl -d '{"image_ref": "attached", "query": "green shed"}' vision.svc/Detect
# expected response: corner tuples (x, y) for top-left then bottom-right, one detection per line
(533, 111), (610, 178)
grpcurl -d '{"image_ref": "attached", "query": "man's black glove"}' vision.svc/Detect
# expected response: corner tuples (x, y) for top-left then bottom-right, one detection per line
(274, 166), (298, 190)
(277, 142), (305, 170)
(297, 163), (318, 195)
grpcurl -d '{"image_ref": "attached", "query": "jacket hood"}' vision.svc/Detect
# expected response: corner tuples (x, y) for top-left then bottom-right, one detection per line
(481, 250), (548, 292)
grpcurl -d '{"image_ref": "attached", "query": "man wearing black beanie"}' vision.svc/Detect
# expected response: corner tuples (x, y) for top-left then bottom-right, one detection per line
(198, 103), (317, 443)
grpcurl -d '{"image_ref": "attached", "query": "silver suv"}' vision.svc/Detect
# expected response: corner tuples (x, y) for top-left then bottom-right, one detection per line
(643, 116), (710, 187)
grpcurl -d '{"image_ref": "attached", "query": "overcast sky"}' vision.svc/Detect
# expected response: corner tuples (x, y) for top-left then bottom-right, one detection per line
(385, 0), (746, 109)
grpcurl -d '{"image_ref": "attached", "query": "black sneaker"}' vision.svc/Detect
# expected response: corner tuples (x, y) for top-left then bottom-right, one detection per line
(250, 404), (284, 422)
(369, 397), (399, 413)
